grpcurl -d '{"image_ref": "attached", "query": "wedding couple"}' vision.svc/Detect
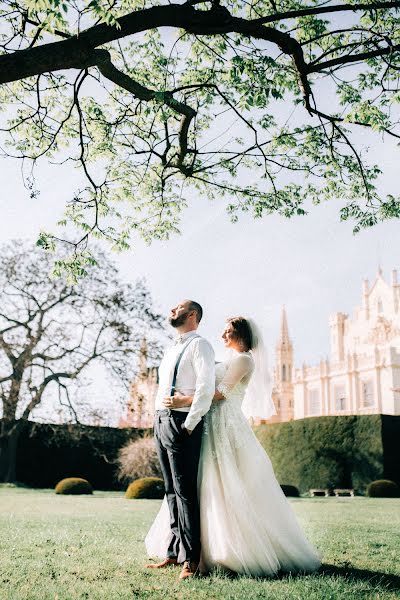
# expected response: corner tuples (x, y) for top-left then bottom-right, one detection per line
(145, 299), (321, 580)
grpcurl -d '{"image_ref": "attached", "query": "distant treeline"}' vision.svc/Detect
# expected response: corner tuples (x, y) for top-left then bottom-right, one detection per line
(255, 414), (400, 493)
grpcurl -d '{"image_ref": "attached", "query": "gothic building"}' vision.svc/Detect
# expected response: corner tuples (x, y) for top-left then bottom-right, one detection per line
(271, 268), (400, 421)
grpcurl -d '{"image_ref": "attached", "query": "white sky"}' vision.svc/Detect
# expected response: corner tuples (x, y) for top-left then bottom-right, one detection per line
(1, 144), (398, 369)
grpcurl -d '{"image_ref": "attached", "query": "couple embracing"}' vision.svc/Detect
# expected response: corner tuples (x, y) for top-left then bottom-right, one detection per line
(145, 299), (321, 580)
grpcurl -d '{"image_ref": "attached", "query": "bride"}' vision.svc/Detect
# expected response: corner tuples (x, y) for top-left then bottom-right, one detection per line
(145, 316), (321, 577)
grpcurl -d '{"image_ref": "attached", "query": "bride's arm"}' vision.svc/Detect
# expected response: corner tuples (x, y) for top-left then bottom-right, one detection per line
(163, 392), (193, 409)
(163, 355), (253, 406)
(214, 354), (253, 402)
(164, 390), (224, 405)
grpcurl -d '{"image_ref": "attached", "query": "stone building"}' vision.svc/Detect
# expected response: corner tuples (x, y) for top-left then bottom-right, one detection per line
(118, 338), (158, 429)
(271, 268), (400, 421)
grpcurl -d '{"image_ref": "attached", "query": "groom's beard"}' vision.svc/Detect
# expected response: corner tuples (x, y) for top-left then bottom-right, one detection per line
(169, 311), (190, 328)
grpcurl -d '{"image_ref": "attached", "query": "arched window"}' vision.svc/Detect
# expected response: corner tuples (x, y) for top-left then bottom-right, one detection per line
(282, 364), (286, 381)
(377, 298), (383, 313)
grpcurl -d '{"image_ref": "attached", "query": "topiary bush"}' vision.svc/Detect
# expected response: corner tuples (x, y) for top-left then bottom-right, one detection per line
(117, 436), (162, 483)
(125, 477), (164, 499)
(366, 479), (400, 498)
(55, 477), (93, 495)
(280, 484), (300, 497)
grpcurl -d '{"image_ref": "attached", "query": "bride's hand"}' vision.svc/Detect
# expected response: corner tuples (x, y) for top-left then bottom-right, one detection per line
(163, 393), (193, 409)
(212, 390), (225, 403)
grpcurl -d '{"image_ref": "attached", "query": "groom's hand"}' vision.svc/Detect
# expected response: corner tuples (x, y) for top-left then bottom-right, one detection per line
(181, 423), (193, 436)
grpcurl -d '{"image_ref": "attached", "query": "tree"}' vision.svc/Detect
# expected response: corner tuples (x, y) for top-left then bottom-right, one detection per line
(1, 1), (400, 275)
(0, 240), (165, 483)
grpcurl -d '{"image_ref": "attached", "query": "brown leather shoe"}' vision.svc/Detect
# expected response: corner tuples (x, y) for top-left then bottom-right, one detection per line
(179, 560), (199, 580)
(146, 557), (178, 569)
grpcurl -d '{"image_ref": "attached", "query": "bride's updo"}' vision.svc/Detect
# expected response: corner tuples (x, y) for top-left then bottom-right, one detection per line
(227, 317), (253, 351)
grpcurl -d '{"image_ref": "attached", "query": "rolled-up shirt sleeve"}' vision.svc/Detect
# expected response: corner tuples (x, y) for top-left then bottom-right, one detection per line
(184, 339), (215, 431)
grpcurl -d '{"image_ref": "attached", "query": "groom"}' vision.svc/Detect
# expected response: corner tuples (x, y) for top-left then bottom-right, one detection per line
(146, 300), (215, 580)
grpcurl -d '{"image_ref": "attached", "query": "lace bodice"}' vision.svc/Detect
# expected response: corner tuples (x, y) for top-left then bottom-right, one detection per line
(205, 353), (255, 449)
(215, 352), (254, 407)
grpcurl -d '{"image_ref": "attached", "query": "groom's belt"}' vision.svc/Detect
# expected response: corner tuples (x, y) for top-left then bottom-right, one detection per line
(156, 409), (203, 421)
(156, 409), (189, 416)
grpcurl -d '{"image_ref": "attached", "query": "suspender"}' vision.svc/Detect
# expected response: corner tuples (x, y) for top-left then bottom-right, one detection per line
(170, 335), (199, 396)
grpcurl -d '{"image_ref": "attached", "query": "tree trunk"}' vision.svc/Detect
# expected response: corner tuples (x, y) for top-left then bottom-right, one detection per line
(0, 420), (23, 483)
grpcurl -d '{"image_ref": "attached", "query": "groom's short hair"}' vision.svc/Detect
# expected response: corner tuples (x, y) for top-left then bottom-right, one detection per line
(188, 300), (203, 323)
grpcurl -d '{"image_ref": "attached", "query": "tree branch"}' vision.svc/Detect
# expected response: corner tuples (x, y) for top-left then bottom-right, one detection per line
(251, 1), (400, 25)
(308, 42), (400, 73)
(96, 51), (196, 167)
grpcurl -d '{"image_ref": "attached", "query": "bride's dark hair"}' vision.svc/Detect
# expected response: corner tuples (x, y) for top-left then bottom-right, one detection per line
(227, 317), (253, 351)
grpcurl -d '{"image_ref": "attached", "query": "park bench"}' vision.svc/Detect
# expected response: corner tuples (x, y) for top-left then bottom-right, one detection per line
(309, 488), (330, 497)
(333, 488), (354, 497)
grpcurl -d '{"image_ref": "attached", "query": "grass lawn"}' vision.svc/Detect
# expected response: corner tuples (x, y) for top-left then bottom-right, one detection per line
(0, 487), (399, 600)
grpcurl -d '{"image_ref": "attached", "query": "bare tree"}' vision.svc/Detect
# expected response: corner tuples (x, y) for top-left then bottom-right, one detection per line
(0, 1), (399, 275)
(0, 240), (165, 482)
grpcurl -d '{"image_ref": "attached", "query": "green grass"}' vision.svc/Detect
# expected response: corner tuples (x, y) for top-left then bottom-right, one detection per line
(0, 488), (399, 599)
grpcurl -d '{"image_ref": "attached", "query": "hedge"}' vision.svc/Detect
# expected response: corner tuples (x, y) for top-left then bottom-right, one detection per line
(5, 415), (399, 493)
(10, 420), (147, 490)
(254, 415), (400, 494)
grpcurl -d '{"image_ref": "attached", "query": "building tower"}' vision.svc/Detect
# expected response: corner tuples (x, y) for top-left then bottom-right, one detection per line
(329, 312), (347, 363)
(119, 337), (158, 428)
(271, 306), (294, 422)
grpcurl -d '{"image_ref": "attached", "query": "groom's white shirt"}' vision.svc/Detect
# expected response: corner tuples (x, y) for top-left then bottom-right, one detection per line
(155, 330), (215, 431)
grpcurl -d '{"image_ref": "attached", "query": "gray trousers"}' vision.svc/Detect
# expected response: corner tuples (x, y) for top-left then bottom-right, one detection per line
(154, 409), (203, 563)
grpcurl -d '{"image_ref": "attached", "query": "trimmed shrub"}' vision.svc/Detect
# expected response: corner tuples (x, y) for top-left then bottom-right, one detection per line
(367, 479), (400, 498)
(280, 484), (300, 497)
(125, 477), (164, 499)
(55, 477), (93, 495)
(117, 436), (161, 482)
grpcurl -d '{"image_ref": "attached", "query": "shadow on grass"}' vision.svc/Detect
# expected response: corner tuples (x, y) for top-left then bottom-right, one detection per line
(206, 564), (400, 593)
(279, 564), (400, 592)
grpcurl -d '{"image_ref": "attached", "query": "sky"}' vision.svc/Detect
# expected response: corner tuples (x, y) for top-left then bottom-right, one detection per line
(1, 145), (398, 370)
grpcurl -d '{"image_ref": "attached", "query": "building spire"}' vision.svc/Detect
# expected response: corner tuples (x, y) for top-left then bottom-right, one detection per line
(278, 305), (291, 347)
(272, 305), (294, 423)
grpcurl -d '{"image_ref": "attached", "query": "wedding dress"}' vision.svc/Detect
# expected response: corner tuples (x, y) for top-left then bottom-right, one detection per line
(145, 352), (321, 576)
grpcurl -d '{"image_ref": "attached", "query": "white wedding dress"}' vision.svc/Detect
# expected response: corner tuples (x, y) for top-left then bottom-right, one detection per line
(145, 352), (321, 577)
